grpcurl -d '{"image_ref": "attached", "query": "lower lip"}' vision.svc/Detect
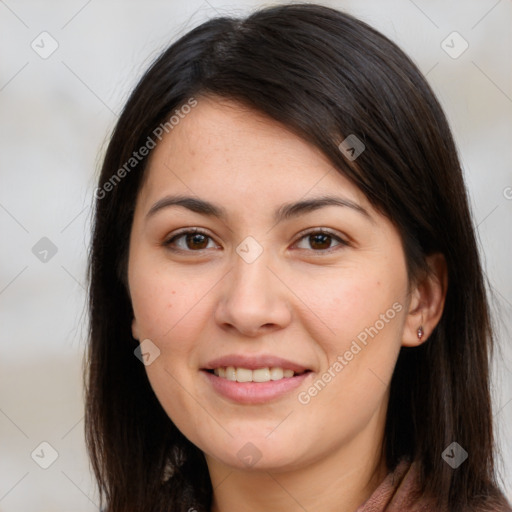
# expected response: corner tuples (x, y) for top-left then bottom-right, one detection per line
(202, 370), (312, 404)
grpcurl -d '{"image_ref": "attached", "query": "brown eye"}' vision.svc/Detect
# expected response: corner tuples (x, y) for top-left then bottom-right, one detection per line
(184, 233), (209, 250)
(295, 230), (347, 252)
(164, 229), (217, 251)
(309, 233), (332, 250)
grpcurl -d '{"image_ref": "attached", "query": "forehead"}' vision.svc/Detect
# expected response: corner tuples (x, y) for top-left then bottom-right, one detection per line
(138, 95), (371, 214)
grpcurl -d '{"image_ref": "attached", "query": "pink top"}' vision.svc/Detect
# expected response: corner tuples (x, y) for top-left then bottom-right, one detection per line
(356, 459), (512, 512)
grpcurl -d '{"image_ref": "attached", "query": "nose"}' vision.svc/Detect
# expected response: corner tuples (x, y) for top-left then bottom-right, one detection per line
(214, 248), (292, 337)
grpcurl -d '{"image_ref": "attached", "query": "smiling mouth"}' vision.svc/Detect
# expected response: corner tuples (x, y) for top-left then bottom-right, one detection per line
(205, 366), (311, 383)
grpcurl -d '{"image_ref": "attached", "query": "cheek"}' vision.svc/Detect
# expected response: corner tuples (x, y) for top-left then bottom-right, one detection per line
(128, 262), (211, 439)
(292, 265), (406, 409)
(293, 264), (405, 351)
(129, 257), (208, 344)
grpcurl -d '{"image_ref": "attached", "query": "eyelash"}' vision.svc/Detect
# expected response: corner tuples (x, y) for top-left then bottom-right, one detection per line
(163, 227), (349, 255)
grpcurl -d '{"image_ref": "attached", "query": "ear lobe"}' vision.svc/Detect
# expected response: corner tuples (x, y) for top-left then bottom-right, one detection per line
(402, 252), (448, 348)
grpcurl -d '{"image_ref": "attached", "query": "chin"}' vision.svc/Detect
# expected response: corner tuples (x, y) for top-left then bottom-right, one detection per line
(202, 435), (308, 473)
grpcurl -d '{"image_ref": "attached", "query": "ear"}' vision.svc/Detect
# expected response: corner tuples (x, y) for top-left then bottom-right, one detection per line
(402, 252), (448, 347)
(131, 317), (140, 341)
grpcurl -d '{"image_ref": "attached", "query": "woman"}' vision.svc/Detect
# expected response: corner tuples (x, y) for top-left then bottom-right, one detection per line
(85, 4), (511, 511)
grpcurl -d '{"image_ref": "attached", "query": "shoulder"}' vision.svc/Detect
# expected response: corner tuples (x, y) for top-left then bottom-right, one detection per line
(364, 459), (512, 512)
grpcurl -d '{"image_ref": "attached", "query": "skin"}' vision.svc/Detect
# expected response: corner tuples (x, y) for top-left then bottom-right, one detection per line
(128, 95), (447, 512)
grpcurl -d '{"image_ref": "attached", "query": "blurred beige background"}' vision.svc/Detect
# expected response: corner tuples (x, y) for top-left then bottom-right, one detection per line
(1, 0), (511, 510)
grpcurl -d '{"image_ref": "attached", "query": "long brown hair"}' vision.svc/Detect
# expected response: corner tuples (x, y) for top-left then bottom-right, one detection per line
(85, 4), (511, 511)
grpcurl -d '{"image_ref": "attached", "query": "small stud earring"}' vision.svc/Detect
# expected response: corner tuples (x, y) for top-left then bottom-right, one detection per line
(417, 325), (424, 340)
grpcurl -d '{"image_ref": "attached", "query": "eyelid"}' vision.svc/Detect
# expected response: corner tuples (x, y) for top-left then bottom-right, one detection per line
(163, 227), (220, 251)
(163, 226), (349, 253)
(291, 227), (349, 252)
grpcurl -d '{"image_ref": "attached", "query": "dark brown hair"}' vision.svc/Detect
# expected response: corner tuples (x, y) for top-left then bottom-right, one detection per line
(85, 4), (511, 511)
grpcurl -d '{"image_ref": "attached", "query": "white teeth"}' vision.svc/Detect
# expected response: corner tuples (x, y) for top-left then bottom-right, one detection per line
(253, 368), (270, 382)
(212, 366), (300, 382)
(214, 368), (227, 377)
(269, 367), (284, 380)
(236, 368), (252, 383)
(225, 366), (236, 381)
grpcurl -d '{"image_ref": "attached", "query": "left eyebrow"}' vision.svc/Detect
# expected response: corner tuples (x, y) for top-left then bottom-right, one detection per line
(274, 195), (373, 224)
(145, 194), (373, 224)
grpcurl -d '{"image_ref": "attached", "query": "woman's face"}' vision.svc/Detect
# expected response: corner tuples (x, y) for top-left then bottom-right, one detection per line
(128, 95), (413, 473)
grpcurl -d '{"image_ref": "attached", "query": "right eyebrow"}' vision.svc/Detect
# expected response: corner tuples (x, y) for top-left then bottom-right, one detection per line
(146, 195), (227, 221)
(145, 193), (374, 224)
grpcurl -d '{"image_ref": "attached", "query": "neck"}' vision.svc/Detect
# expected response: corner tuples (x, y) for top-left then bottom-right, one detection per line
(207, 403), (388, 512)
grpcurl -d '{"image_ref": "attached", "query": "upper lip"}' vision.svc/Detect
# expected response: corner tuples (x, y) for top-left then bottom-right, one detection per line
(203, 355), (311, 373)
